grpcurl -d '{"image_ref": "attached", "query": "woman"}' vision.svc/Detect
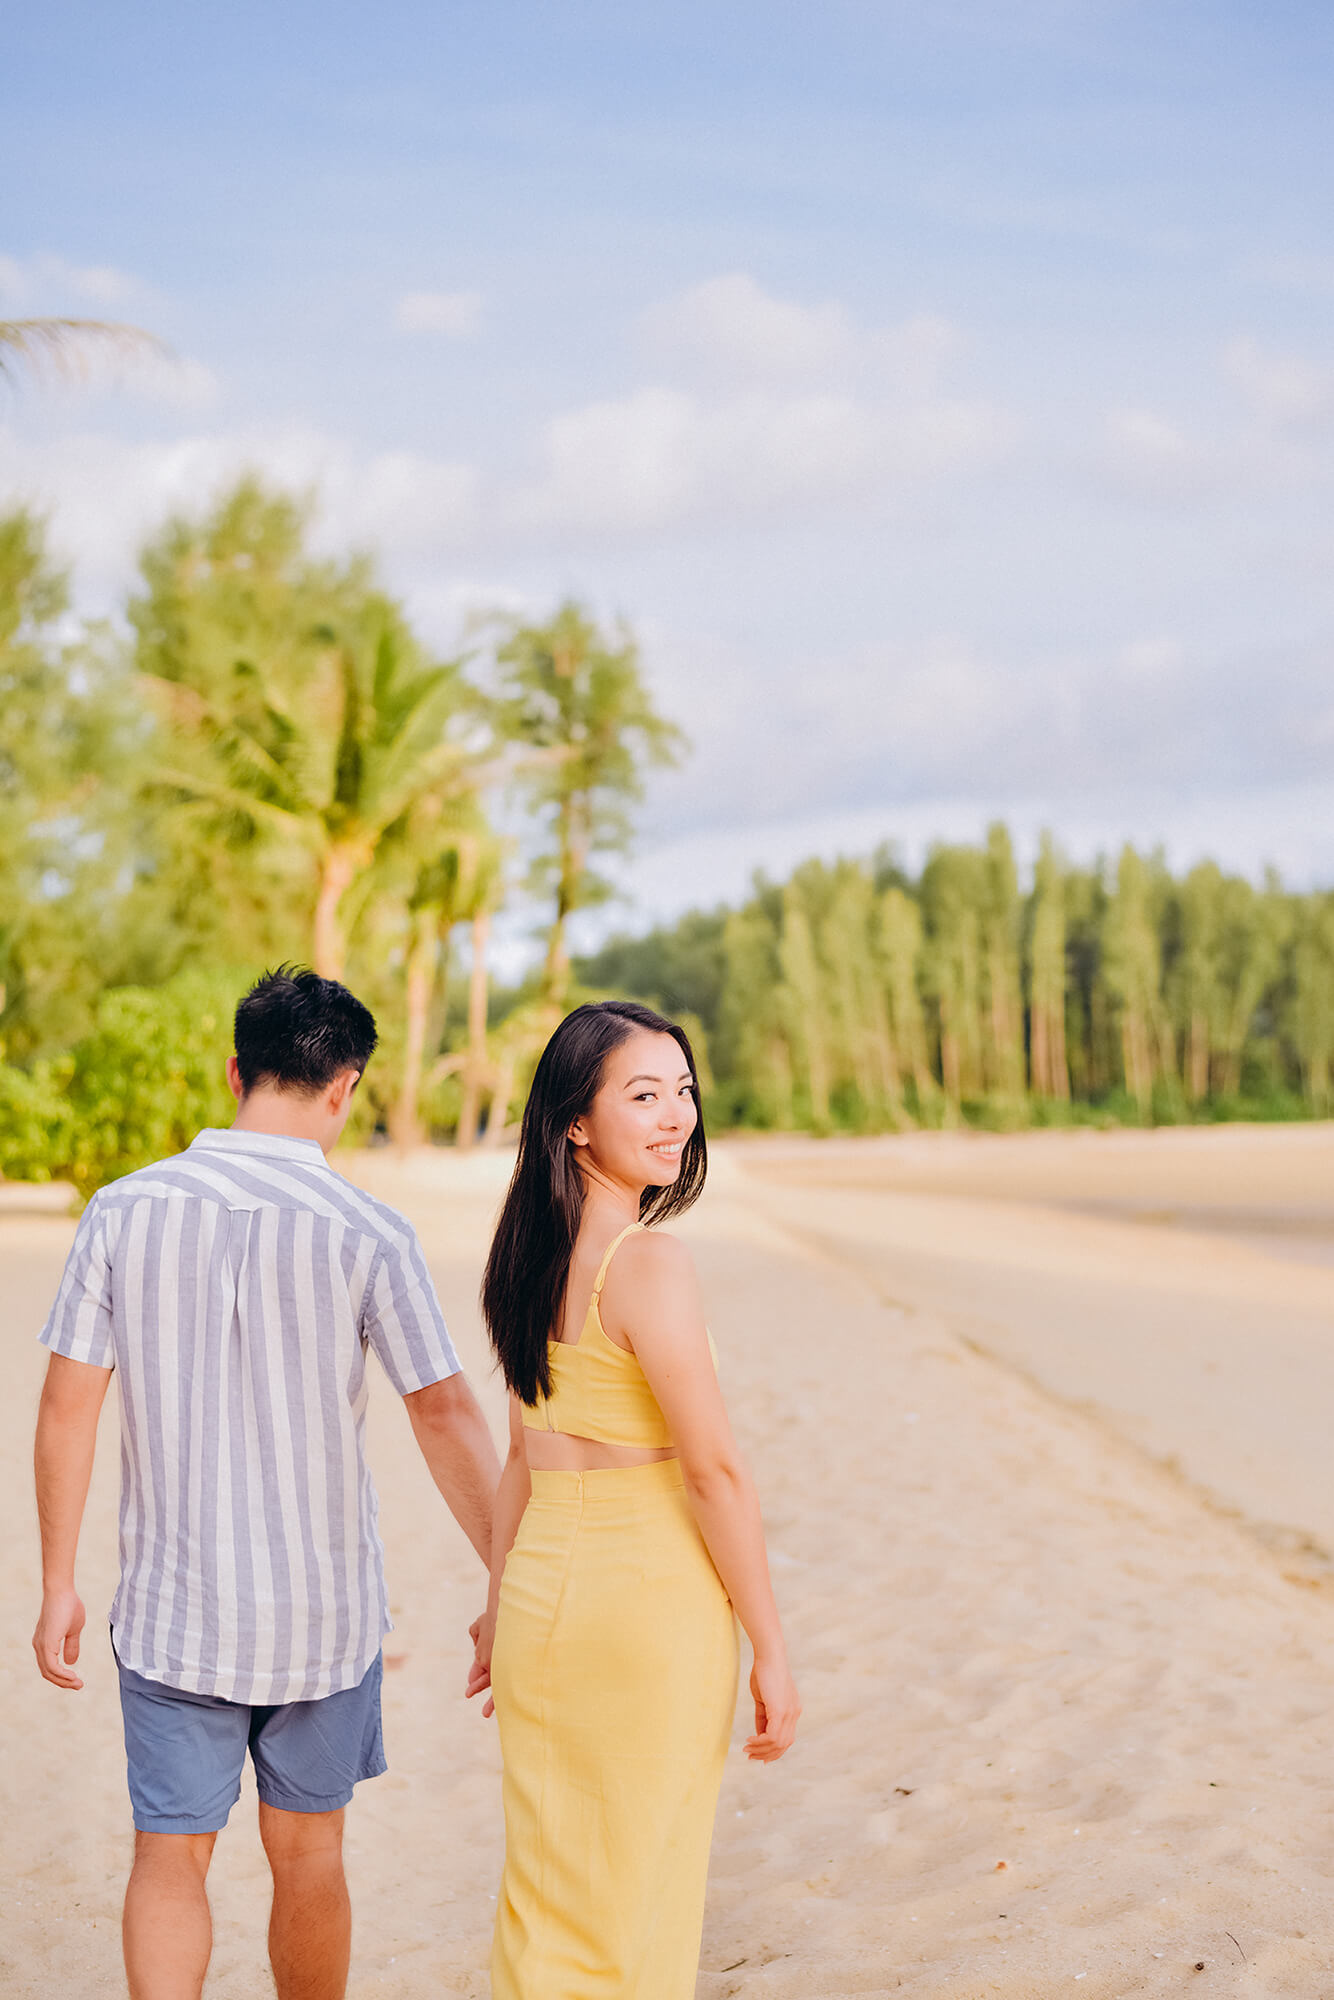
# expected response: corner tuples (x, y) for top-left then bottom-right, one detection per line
(469, 1000), (800, 1998)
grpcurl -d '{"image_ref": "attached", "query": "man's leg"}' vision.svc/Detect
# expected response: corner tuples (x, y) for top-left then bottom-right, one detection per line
(258, 1802), (351, 2000)
(123, 1829), (217, 2000)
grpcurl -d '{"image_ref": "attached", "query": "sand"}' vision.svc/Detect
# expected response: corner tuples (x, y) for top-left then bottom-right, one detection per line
(3, 1125), (1334, 1996)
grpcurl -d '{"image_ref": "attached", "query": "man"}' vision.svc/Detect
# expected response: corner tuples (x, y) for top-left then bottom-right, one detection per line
(32, 966), (501, 2000)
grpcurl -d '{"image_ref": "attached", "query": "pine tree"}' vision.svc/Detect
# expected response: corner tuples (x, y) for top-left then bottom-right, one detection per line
(718, 903), (793, 1128)
(818, 861), (903, 1127)
(1026, 834), (1070, 1099)
(1102, 846), (1174, 1114)
(920, 846), (987, 1112)
(875, 885), (935, 1113)
(981, 823), (1026, 1101)
(1290, 895), (1334, 1111)
(778, 882), (833, 1130)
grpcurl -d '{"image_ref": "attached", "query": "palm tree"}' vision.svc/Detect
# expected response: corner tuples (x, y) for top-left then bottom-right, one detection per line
(396, 827), (507, 1151)
(490, 601), (685, 1008)
(132, 479), (484, 979)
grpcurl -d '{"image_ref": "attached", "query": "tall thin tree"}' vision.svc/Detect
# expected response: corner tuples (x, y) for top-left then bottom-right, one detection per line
(490, 601), (684, 1009)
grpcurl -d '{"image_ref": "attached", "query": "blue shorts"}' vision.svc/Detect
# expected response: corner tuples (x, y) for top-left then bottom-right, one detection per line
(115, 1644), (386, 1835)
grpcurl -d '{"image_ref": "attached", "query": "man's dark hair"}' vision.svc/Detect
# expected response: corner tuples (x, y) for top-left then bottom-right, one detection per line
(233, 966), (378, 1095)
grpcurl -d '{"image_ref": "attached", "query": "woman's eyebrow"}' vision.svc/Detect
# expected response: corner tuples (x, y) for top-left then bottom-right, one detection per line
(623, 1071), (693, 1086)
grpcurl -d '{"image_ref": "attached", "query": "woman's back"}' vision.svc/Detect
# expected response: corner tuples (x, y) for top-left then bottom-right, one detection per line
(523, 1222), (680, 1466)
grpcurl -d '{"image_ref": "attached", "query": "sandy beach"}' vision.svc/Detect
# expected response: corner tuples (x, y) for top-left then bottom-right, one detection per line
(4, 1124), (1334, 1997)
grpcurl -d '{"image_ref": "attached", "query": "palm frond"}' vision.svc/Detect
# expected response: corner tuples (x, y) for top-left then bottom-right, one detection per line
(137, 672), (318, 817)
(0, 318), (170, 386)
(141, 765), (320, 850)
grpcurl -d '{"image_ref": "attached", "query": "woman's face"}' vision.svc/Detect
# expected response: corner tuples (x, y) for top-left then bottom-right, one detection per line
(569, 1029), (698, 1191)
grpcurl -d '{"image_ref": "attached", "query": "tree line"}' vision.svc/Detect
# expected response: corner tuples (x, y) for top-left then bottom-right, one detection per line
(576, 829), (1334, 1132)
(2, 475), (1331, 1195)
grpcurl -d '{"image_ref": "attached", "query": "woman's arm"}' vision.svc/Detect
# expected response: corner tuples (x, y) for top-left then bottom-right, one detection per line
(607, 1231), (800, 1762)
(466, 1393), (531, 1716)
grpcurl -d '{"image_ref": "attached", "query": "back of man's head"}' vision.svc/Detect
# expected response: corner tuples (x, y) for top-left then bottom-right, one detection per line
(234, 966), (378, 1096)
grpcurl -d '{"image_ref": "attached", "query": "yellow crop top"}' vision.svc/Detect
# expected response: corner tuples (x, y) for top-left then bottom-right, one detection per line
(524, 1222), (716, 1449)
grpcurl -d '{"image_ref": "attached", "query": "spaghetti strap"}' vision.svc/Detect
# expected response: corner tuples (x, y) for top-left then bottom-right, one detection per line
(591, 1221), (645, 1300)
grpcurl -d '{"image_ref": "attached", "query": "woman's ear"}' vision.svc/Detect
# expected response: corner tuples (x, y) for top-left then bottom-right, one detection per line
(567, 1120), (589, 1149)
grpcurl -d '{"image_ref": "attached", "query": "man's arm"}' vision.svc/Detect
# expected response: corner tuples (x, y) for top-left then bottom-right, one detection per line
(402, 1374), (502, 1569)
(33, 1352), (113, 1689)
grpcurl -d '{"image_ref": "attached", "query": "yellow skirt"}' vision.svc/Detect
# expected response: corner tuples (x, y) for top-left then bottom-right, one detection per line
(491, 1459), (739, 1999)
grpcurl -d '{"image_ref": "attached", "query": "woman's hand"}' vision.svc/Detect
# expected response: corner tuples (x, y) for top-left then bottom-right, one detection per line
(466, 1609), (496, 1718)
(745, 1652), (800, 1762)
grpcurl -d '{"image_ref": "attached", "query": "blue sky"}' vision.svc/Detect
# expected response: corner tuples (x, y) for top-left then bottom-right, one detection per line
(5, 1), (1334, 941)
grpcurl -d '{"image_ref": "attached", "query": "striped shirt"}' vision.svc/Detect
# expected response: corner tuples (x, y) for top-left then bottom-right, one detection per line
(40, 1128), (459, 1705)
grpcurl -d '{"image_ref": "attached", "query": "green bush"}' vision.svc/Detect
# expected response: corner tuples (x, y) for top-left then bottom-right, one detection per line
(0, 967), (248, 1197)
(0, 1055), (75, 1181)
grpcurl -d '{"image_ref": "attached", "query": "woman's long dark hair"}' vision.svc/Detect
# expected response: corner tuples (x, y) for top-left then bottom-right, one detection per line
(481, 1000), (707, 1405)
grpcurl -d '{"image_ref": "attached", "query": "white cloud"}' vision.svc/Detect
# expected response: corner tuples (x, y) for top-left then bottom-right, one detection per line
(1241, 253), (1334, 299)
(1099, 405), (1216, 501)
(394, 290), (484, 337)
(638, 610), (1334, 864)
(509, 319), (1012, 539)
(1092, 344), (1334, 510)
(641, 274), (964, 399)
(325, 447), (478, 555)
(1222, 335), (1333, 429)
(0, 251), (142, 310)
(512, 386), (873, 535)
(2, 270), (1010, 562)
(0, 346), (1010, 592)
(0, 424), (478, 606)
(131, 354), (221, 411)
(509, 383), (1010, 538)
(642, 273), (854, 378)
(63, 262), (140, 307)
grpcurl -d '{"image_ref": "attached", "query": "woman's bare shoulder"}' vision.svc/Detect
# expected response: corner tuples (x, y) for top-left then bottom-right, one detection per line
(611, 1225), (697, 1289)
(603, 1226), (705, 1349)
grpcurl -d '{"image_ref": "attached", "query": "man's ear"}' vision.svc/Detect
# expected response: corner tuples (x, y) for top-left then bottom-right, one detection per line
(331, 1068), (361, 1115)
(226, 1055), (245, 1104)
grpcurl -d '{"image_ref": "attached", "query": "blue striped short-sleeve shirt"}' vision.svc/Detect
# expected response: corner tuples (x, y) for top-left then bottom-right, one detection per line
(40, 1127), (460, 1705)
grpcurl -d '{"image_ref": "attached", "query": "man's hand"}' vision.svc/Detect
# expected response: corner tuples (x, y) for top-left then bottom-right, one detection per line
(466, 1610), (495, 1718)
(33, 1585), (88, 1689)
(33, 1353), (111, 1691)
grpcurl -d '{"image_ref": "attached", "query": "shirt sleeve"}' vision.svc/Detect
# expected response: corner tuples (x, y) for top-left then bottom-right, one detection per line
(361, 1224), (461, 1395)
(39, 1194), (117, 1370)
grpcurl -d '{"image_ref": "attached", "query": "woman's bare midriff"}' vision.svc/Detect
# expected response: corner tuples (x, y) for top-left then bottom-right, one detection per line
(524, 1431), (678, 1471)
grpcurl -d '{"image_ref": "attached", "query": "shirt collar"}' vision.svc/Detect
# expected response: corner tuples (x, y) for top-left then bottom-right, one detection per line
(188, 1128), (329, 1165)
